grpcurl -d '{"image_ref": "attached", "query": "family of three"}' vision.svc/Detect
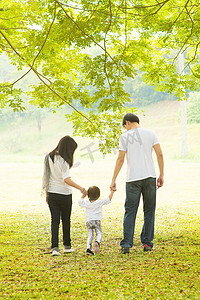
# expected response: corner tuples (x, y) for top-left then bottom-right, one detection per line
(42, 113), (164, 256)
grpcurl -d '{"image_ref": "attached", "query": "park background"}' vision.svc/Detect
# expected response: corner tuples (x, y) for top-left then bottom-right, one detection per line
(0, 67), (200, 298)
(0, 1), (200, 296)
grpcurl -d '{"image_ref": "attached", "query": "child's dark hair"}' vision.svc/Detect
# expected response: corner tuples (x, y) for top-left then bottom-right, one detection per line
(122, 113), (140, 126)
(88, 186), (100, 200)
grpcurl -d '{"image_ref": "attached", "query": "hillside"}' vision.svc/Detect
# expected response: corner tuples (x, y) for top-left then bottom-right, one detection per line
(0, 100), (199, 162)
(139, 100), (200, 159)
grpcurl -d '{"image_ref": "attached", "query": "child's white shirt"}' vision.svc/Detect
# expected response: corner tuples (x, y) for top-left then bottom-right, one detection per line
(78, 197), (111, 222)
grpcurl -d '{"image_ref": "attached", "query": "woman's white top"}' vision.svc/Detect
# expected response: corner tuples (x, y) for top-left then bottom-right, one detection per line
(78, 197), (111, 221)
(48, 155), (72, 195)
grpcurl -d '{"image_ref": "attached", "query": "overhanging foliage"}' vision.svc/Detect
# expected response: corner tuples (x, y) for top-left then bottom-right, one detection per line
(0, 0), (200, 152)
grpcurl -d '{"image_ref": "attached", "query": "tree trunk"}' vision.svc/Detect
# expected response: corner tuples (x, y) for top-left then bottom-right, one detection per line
(178, 52), (189, 157)
(37, 111), (41, 133)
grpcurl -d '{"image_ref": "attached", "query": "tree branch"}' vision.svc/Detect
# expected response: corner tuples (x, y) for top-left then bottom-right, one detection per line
(0, 16), (22, 20)
(0, 27), (30, 30)
(84, 0), (102, 21)
(117, 0), (170, 18)
(1, 69), (32, 89)
(183, 41), (200, 74)
(166, 0), (189, 33)
(0, 29), (93, 124)
(119, 0), (128, 66)
(125, 0), (170, 9)
(55, 0), (128, 77)
(31, 0), (57, 67)
(58, 1), (111, 16)
(1, 2), (56, 88)
(143, 0), (170, 18)
(173, 0), (195, 62)
(103, 0), (113, 94)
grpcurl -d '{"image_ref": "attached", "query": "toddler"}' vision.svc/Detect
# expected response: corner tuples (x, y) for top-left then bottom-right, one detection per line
(79, 186), (114, 255)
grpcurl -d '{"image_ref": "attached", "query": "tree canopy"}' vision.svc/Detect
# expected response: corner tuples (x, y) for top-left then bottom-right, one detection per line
(0, 0), (200, 152)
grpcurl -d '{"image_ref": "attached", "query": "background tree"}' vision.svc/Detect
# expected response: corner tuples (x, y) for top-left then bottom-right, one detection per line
(0, 0), (200, 153)
(187, 91), (200, 123)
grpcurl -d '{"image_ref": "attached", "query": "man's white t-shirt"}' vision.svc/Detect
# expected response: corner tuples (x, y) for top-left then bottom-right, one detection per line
(119, 127), (159, 182)
(79, 197), (111, 222)
(48, 155), (72, 195)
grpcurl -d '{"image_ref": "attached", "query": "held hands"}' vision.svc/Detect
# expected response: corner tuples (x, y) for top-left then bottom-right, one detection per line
(110, 177), (164, 190)
(81, 188), (87, 198)
(110, 179), (117, 192)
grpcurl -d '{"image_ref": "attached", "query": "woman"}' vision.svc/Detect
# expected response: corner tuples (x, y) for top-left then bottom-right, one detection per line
(42, 136), (86, 256)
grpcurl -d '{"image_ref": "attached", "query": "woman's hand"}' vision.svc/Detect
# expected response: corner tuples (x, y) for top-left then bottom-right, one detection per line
(81, 188), (87, 198)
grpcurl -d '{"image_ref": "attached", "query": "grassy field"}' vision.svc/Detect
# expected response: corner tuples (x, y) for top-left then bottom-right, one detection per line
(0, 100), (200, 299)
(0, 158), (200, 299)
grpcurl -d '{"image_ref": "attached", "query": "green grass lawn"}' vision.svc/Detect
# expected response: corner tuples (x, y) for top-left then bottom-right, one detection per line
(0, 207), (199, 299)
(0, 100), (200, 298)
(0, 159), (200, 299)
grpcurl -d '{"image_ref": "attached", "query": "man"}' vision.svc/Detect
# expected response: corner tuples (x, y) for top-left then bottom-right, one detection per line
(110, 113), (164, 254)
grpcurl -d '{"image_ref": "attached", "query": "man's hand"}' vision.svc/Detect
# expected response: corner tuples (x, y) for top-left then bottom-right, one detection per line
(153, 144), (164, 189)
(110, 179), (117, 191)
(110, 151), (125, 192)
(157, 176), (164, 188)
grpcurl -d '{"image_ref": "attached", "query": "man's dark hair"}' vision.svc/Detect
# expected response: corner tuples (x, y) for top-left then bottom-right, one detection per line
(88, 186), (100, 200)
(122, 113), (140, 126)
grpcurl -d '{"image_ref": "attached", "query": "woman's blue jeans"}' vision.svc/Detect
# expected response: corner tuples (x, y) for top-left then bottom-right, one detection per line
(120, 177), (156, 248)
(47, 192), (72, 249)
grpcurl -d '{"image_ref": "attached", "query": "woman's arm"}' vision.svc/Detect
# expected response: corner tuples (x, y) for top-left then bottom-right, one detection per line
(64, 177), (86, 195)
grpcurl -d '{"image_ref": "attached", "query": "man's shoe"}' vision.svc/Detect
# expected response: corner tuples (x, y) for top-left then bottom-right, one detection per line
(143, 244), (152, 252)
(94, 241), (100, 254)
(86, 248), (94, 255)
(120, 247), (130, 254)
(64, 245), (74, 253)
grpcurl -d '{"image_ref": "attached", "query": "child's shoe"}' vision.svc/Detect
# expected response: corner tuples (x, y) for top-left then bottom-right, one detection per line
(94, 241), (100, 254)
(86, 248), (94, 255)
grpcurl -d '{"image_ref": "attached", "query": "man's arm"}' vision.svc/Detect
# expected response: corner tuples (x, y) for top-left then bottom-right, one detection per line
(110, 151), (126, 191)
(153, 143), (164, 188)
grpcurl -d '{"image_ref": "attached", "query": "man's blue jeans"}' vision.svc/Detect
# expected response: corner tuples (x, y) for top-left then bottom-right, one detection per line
(120, 177), (156, 248)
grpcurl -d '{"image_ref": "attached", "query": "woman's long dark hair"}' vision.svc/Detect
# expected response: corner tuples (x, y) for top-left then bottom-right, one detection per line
(49, 136), (77, 168)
